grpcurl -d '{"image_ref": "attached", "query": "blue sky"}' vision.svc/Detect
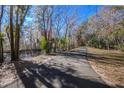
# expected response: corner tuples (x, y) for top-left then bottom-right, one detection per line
(26, 5), (103, 23)
(76, 5), (102, 22)
(25, 5), (103, 27)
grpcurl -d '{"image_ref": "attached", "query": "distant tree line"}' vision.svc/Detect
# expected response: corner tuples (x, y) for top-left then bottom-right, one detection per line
(77, 6), (124, 51)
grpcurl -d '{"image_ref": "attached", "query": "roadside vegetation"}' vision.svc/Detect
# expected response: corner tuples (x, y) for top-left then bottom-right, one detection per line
(87, 47), (124, 87)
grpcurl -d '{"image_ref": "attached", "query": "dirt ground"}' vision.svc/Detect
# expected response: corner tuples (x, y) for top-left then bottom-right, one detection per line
(0, 55), (54, 87)
(87, 47), (124, 87)
(0, 63), (17, 87)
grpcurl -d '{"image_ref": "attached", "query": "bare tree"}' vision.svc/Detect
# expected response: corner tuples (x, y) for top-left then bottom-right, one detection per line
(0, 5), (4, 63)
(9, 5), (30, 61)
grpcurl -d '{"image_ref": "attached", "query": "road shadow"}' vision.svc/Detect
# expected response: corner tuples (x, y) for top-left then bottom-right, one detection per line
(13, 60), (110, 88)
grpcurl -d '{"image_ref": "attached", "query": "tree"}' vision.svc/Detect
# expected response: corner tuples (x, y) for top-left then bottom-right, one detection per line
(35, 6), (55, 53)
(76, 22), (88, 46)
(76, 6), (124, 51)
(9, 5), (30, 61)
(9, 5), (15, 61)
(15, 6), (30, 60)
(0, 6), (4, 63)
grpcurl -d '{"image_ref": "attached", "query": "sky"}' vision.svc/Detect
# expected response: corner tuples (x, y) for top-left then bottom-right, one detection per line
(25, 5), (103, 24)
(75, 5), (102, 22)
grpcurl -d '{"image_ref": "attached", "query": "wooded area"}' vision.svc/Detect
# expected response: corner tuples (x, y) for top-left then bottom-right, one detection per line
(0, 5), (124, 88)
(0, 6), (124, 63)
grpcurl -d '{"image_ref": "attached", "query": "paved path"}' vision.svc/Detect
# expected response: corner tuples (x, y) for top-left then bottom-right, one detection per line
(4, 47), (110, 88)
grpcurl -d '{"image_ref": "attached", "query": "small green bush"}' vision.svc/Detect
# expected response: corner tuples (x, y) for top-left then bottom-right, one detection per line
(40, 36), (47, 51)
(0, 32), (4, 40)
(119, 45), (124, 52)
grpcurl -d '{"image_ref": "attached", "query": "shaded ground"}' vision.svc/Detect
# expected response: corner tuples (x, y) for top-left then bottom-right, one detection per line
(87, 47), (124, 87)
(1, 47), (110, 88)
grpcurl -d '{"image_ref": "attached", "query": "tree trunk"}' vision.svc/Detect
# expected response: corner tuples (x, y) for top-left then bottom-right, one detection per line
(15, 7), (20, 60)
(10, 6), (15, 61)
(15, 26), (20, 60)
(0, 6), (4, 63)
(0, 38), (3, 63)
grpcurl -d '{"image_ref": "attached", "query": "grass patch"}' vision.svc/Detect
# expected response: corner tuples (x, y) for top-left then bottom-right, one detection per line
(87, 47), (124, 87)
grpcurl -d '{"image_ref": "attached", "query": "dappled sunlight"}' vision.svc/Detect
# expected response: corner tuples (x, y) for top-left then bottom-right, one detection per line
(13, 60), (109, 88)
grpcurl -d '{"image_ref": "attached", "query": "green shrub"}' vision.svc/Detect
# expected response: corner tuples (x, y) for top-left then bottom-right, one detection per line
(114, 44), (124, 51)
(120, 47), (124, 51)
(40, 36), (47, 51)
(119, 45), (124, 52)
(0, 32), (4, 40)
(60, 38), (68, 50)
